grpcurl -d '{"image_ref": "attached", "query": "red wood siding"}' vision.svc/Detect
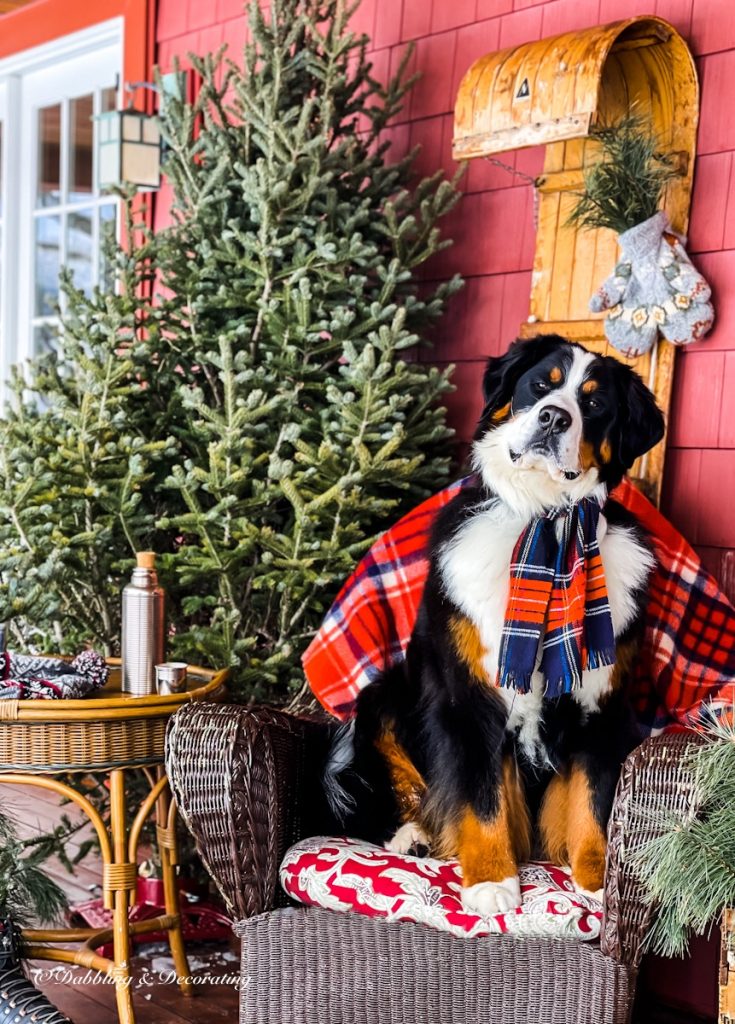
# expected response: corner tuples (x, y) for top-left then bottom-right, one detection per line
(157, 0), (735, 587)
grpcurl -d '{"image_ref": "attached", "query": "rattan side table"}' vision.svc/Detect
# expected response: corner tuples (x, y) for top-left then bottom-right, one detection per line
(0, 659), (228, 1024)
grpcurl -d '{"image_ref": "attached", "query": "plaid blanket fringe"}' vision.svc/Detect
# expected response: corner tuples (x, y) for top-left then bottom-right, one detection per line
(302, 478), (735, 736)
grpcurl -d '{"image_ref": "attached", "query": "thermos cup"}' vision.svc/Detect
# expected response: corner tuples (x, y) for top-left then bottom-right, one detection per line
(155, 662), (188, 695)
(122, 552), (165, 696)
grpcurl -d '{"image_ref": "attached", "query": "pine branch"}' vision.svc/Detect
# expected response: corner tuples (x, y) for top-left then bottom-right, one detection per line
(631, 712), (735, 957)
(567, 113), (678, 234)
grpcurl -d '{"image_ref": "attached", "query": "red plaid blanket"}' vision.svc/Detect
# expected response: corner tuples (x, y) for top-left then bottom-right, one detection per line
(302, 478), (735, 735)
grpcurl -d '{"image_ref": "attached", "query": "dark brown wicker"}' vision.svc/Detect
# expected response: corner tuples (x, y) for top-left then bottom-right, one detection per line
(166, 704), (703, 1024)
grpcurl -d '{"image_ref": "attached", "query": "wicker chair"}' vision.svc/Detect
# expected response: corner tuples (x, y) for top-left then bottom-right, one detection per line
(165, 702), (702, 1024)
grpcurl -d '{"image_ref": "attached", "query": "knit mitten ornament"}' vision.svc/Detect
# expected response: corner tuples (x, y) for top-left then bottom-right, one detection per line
(589, 211), (714, 356)
(0, 650), (109, 701)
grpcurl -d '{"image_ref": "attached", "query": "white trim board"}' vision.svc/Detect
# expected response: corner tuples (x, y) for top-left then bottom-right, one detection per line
(0, 19), (123, 392)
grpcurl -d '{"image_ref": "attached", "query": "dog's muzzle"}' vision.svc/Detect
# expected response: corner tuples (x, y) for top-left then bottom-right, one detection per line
(509, 404), (581, 480)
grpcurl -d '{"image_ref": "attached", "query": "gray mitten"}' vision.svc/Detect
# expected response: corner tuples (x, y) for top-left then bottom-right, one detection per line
(656, 233), (714, 345)
(590, 212), (667, 357)
(589, 211), (715, 356)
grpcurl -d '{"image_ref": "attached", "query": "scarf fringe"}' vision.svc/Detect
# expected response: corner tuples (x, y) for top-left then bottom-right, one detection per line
(498, 668), (533, 694)
(499, 645), (618, 698)
(585, 647), (617, 672)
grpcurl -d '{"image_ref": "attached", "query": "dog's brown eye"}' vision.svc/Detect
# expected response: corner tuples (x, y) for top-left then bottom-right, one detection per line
(534, 380), (550, 393)
(584, 397), (599, 411)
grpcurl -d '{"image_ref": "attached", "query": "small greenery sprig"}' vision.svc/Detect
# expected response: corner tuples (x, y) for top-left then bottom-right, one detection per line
(0, 805), (75, 925)
(631, 709), (735, 957)
(567, 114), (678, 235)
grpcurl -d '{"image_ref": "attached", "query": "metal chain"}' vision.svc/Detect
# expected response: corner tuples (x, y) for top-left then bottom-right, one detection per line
(484, 157), (542, 231)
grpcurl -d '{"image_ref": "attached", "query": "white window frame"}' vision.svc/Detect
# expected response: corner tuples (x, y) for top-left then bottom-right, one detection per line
(0, 77), (12, 388)
(0, 18), (122, 389)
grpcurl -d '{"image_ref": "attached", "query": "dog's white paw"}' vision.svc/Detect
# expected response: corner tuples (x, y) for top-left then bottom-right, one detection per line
(386, 822), (429, 855)
(462, 877), (522, 917)
(575, 885), (603, 904)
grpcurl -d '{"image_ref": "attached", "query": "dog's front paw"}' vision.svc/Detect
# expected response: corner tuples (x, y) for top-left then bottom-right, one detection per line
(386, 821), (429, 856)
(575, 885), (603, 904)
(462, 877), (522, 917)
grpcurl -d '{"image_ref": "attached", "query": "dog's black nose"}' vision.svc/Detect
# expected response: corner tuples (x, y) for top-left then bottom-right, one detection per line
(538, 404), (572, 435)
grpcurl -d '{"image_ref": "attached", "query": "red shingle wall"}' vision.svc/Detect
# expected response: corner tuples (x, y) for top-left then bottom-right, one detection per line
(156, 0), (735, 581)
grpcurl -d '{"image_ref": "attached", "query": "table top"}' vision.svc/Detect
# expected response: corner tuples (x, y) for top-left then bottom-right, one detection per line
(0, 659), (228, 724)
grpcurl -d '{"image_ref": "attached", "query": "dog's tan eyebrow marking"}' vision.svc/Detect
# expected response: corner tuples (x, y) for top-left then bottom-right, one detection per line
(581, 378), (598, 394)
(491, 402), (512, 421)
(549, 366), (562, 383)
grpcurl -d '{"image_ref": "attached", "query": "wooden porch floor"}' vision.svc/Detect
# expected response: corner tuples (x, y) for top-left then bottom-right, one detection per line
(3, 782), (239, 1024)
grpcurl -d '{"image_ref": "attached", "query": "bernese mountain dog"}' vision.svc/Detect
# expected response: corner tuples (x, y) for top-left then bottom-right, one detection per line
(325, 334), (665, 918)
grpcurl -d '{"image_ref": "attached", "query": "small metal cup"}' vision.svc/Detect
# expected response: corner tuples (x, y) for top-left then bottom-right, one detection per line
(155, 662), (188, 695)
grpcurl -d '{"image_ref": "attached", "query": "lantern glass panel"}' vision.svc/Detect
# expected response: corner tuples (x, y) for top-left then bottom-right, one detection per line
(122, 113), (142, 142)
(121, 140), (160, 188)
(98, 119), (122, 191)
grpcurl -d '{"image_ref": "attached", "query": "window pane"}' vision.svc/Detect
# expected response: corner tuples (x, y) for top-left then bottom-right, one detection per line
(99, 203), (117, 291)
(34, 322), (58, 357)
(101, 86), (117, 113)
(67, 209), (93, 296)
(37, 105), (61, 208)
(35, 215), (60, 315)
(68, 94), (94, 204)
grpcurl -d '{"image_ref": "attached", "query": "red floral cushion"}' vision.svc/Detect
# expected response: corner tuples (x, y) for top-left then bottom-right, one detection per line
(280, 836), (603, 941)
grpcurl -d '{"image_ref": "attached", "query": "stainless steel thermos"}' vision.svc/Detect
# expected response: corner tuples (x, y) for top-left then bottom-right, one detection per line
(122, 551), (165, 696)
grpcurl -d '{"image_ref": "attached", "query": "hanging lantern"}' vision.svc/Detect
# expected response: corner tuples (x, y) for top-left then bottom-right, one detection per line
(96, 107), (162, 190)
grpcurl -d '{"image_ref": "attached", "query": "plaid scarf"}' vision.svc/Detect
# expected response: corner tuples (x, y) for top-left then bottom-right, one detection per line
(303, 478), (735, 736)
(498, 498), (616, 697)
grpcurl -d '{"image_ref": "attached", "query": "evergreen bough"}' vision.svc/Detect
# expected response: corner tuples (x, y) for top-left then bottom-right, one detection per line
(0, 802), (94, 924)
(0, 0), (461, 702)
(631, 711), (735, 957)
(567, 114), (678, 235)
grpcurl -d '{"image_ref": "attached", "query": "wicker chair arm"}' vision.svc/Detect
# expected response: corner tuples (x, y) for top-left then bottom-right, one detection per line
(602, 730), (704, 966)
(165, 702), (334, 921)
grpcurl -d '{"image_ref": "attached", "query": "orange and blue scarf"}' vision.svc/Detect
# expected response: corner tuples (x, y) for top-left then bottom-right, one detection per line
(498, 498), (616, 697)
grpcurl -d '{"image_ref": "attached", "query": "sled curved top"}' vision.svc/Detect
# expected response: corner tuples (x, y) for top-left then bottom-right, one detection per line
(453, 17), (700, 503)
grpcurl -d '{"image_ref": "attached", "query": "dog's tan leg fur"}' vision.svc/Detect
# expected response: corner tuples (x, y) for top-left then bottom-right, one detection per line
(447, 758), (531, 886)
(375, 726), (426, 823)
(539, 764), (607, 893)
(538, 772), (569, 865)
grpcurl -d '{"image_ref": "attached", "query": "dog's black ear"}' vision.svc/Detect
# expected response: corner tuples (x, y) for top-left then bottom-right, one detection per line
(477, 335), (567, 435)
(616, 363), (665, 467)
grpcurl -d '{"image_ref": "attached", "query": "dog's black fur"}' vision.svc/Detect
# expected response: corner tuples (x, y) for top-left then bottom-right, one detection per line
(327, 336), (665, 901)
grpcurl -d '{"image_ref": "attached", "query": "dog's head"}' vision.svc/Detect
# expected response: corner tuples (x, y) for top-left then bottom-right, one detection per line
(472, 335), (665, 513)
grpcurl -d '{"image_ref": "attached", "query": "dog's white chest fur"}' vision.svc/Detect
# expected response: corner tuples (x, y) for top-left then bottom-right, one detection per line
(438, 502), (653, 760)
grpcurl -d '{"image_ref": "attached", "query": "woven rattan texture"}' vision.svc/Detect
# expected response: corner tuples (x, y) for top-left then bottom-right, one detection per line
(235, 906), (635, 1024)
(167, 704), (707, 1024)
(0, 717), (167, 771)
(603, 730), (704, 965)
(166, 703), (334, 922)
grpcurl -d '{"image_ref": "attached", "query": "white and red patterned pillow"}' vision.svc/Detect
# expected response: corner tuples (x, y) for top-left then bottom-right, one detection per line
(280, 836), (603, 941)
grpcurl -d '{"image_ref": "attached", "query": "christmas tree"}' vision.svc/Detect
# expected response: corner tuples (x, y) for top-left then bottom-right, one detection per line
(0, 0), (461, 702)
